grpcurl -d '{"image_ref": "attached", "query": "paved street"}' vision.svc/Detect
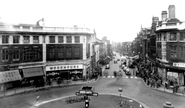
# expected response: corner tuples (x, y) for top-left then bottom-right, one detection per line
(0, 53), (185, 108)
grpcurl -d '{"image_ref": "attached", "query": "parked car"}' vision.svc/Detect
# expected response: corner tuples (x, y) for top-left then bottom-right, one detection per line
(106, 64), (110, 69)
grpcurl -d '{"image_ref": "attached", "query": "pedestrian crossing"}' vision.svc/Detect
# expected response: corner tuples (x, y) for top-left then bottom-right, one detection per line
(102, 76), (138, 79)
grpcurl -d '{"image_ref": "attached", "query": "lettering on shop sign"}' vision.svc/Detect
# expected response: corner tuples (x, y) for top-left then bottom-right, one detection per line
(47, 65), (83, 71)
(173, 63), (185, 67)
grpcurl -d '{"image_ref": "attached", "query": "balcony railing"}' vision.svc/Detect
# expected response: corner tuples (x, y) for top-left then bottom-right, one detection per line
(0, 24), (94, 34)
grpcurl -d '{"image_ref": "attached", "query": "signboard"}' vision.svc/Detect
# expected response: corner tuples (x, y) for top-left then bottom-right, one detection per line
(79, 90), (93, 95)
(46, 64), (83, 71)
(173, 63), (185, 67)
(22, 67), (44, 78)
(0, 70), (22, 84)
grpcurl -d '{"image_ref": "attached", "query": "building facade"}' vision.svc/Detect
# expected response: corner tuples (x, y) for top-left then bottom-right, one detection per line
(156, 5), (185, 86)
(0, 22), (95, 90)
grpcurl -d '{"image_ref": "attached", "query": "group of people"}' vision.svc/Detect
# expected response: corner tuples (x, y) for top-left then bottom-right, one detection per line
(135, 61), (163, 88)
(135, 59), (180, 93)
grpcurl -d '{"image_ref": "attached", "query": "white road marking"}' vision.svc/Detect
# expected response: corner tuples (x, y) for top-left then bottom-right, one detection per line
(131, 76), (133, 78)
(126, 76), (128, 78)
(107, 76), (110, 78)
(135, 76), (137, 79)
(103, 76), (106, 78)
(112, 76), (115, 78)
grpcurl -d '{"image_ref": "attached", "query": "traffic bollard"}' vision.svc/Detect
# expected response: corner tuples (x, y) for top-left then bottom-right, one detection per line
(36, 96), (40, 104)
(163, 102), (174, 108)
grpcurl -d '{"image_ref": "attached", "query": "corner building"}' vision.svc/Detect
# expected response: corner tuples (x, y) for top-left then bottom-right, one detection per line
(0, 23), (95, 90)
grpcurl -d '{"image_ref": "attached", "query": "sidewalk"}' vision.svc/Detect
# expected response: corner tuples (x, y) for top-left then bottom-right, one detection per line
(0, 78), (98, 99)
(141, 78), (185, 96)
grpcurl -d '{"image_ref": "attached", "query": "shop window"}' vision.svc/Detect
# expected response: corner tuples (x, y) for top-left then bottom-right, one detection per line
(58, 36), (64, 43)
(23, 36), (30, 43)
(33, 36), (39, 43)
(2, 48), (9, 61)
(13, 35), (20, 43)
(12, 48), (20, 61)
(74, 36), (80, 43)
(57, 46), (64, 59)
(2, 35), (9, 43)
(66, 46), (72, 59)
(66, 36), (72, 43)
(49, 36), (55, 43)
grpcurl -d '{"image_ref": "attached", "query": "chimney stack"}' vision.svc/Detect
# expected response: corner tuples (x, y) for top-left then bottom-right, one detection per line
(168, 5), (175, 19)
(161, 11), (167, 21)
(153, 17), (159, 23)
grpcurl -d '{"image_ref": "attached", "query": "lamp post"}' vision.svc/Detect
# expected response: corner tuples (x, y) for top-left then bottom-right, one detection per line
(118, 88), (123, 100)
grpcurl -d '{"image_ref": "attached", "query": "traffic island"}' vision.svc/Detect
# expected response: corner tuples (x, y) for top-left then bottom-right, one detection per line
(38, 94), (145, 108)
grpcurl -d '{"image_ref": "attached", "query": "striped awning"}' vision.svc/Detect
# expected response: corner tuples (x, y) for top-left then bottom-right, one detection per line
(0, 70), (22, 84)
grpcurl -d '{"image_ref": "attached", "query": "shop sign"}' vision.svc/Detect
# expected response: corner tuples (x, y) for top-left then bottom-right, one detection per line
(0, 70), (22, 84)
(46, 64), (83, 71)
(22, 67), (44, 78)
(173, 63), (185, 67)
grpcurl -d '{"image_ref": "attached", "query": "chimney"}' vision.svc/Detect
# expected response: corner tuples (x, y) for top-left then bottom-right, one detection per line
(153, 17), (159, 23)
(168, 5), (175, 19)
(161, 11), (167, 21)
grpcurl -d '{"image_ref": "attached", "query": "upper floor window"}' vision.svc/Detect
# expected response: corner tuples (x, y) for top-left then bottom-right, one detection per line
(49, 46), (55, 59)
(170, 45), (177, 58)
(23, 36), (30, 43)
(22, 26), (30, 29)
(13, 36), (20, 43)
(66, 36), (72, 43)
(43, 36), (45, 43)
(33, 36), (39, 43)
(2, 48), (9, 61)
(163, 33), (166, 41)
(169, 33), (177, 41)
(2, 35), (9, 43)
(58, 36), (64, 43)
(180, 32), (185, 41)
(57, 46), (64, 59)
(73, 46), (80, 59)
(12, 48), (20, 61)
(66, 46), (72, 58)
(32, 46), (41, 60)
(74, 36), (80, 43)
(180, 46), (185, 58)
(49, 36), (55, 43)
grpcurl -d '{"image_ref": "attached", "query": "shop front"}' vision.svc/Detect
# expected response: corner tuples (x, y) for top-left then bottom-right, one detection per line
(46, 64), (84, 82)
(19, 66), (45, 87)
(0, 70), (22, 91)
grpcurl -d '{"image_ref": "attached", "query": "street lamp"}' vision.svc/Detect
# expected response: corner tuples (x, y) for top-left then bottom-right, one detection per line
(118, 88), (123, 100)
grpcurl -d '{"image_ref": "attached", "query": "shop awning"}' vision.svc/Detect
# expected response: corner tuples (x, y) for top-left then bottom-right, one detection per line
(0, 70), (22, 84)
(22, 67), (44, 78)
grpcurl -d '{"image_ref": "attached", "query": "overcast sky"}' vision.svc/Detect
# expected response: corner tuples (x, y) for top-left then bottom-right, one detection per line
(0, 0), (185, 42)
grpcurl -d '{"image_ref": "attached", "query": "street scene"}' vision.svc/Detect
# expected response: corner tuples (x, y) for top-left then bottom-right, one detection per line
(1, 0), (185, 108)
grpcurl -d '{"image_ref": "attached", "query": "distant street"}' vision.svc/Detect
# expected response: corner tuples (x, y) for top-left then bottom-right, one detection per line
(0, 53), (185, 108)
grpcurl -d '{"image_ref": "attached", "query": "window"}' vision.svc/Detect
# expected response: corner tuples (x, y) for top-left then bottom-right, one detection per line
(170, 45), (177, 58)
(57, 46), (64, 59)
(73, 46), (80, 59)
(180, 32), (185, 41)
(13, 36), (20, 43)
(12, 48), (20, 61)
(33, 46), (40, 60)
(49, 46), (55, 59)
(74, 36), (80, 43)
(23, 48), (32, 61)
(163, 34), (166, 41)
(33, 36), (39, 43)
(2, 48), (9, 61)
(23, 36), (30, 43)
(2, 35), (9, 43)
(66, 36), (72, 43)
(58, 36), (64, 43)
(169, 33), (177, 41)
(66, 46), (72, 58)
(180, 46), (185, 58)
(22, 26), (30, 29)
(49, 36), (55, 43)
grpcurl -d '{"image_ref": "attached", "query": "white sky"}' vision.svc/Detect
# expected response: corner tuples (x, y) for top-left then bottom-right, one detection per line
(0, 0), (185, 42)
